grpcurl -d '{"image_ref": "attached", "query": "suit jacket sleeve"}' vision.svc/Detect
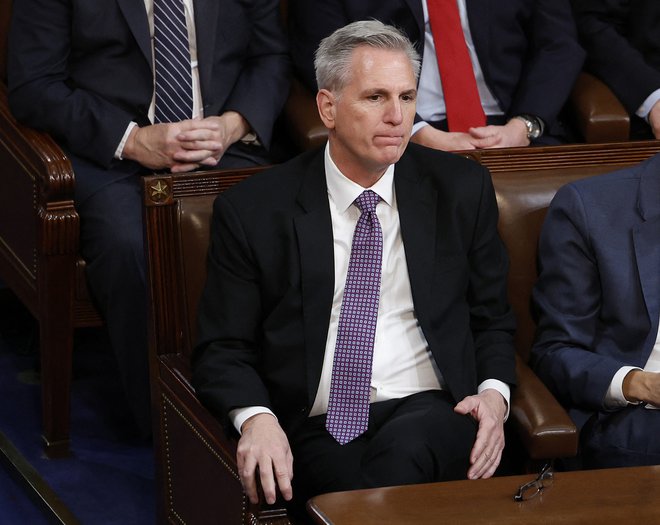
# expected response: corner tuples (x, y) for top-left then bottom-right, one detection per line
(501, 0), (585, 126)
(469, 166), (518, 387)
(192, 192), (273, 428)
(572, 0), (660, 114)
(217, 0), (290, 149)
(7, 0), (140, 168)
(530, 183), (625, 410)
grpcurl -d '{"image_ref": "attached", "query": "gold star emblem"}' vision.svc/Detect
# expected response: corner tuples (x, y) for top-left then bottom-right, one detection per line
(150, 180), (170, 203)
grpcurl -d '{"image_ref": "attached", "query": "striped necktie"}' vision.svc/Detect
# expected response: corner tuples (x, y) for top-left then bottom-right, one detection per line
(153, 0), (194, 123)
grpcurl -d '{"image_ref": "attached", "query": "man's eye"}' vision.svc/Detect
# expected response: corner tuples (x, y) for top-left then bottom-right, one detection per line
(368, 94), (382, 101)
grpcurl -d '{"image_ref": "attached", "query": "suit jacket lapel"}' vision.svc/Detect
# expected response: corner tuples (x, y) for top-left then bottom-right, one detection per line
(465, 0), (491, 84)
(395, 154), (438, 325)
(192, 0), (218, 102)
(403, 0), (424, 37)
(294, 151), (335, 406)
(633, 159), (660, 357)
(117, 0), (152, 66)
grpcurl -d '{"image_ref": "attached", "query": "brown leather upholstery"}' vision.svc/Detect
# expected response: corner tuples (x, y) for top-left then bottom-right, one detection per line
(569, 72), (630, 143)
(0, 0), (103, 457)
(144, 141), (660, 523)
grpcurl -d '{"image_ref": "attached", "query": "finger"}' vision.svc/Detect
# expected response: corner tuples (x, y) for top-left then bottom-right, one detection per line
(274, 462), (293, 502)
(468, 446), (502, 479)
(259, 459), (278, 505)
(170, 162), (199, 173)
(239, 456), (260, 505)
(453, 396), (477, 416)
(178, 139), (224, 152)
(173, 149), (215, 163)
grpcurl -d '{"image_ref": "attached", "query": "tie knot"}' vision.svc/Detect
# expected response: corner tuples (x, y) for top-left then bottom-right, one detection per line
(355, 190), (380, 215)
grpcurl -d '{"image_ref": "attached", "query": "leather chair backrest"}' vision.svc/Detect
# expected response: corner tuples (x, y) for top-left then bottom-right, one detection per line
(177, 194), (217, 357)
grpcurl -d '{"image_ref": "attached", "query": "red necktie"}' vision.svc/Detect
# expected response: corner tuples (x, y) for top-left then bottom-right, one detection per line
(427, 0), (486, 132)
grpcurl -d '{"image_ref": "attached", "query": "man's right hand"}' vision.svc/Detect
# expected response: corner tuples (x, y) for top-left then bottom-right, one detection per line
(236, 413), (294, 505)
(411, 124), (500, 151)
(648, 99), (660, 140)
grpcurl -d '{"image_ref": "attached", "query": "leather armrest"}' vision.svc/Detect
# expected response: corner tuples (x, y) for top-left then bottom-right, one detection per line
(509, 355), (578, 460)
(283, 77), (327, 152)
(569, 72), (630, 144)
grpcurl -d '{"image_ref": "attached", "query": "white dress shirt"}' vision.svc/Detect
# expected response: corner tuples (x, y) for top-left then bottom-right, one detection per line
(231, 145), (510, 433)
(413, 0), (502, 135)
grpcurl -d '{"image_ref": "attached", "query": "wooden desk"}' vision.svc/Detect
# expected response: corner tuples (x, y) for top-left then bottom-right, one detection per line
(307, 466), (660, 524)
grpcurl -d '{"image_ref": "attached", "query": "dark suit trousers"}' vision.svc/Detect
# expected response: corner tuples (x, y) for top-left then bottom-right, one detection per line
(289, 390), (478, 505)
(75, 144), (271, 439)
(580, 405), (660, 468)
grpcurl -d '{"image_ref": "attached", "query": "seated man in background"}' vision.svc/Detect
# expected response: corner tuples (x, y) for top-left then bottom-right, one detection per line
(8, 0), (290, 438)
(572, 0), (660, 140)
(531, 153), (660, 468)
(289, 0), (585, 151)
(192, 20), (516, 513)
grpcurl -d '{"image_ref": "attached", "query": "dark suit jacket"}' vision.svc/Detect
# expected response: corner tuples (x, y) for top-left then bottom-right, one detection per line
(289, 0), (584, 137)
(572, 0), (660, 137)
(8, 0), (290, 201)
(192, 143), (516, 435)
(531, 153), (660, 428)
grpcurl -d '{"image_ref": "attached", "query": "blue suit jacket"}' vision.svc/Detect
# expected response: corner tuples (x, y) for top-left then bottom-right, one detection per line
(8, 0), (290, 202)
(289, 0), (584, 137)
(531, 153), (660, 428)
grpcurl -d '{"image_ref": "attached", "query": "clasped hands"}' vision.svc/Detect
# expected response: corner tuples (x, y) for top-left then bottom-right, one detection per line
(236, 388), (507, 505)
(122, 111), (249, 173)
(411, 117), (530, 151)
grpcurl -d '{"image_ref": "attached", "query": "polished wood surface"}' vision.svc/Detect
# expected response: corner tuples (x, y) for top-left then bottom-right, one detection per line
(308, 466), (660, 524)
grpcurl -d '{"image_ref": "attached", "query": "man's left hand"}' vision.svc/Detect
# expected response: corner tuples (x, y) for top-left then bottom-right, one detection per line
(454, 389), (507, 480)
(468, 118), (530, 149)
(172, 111), (251, 172)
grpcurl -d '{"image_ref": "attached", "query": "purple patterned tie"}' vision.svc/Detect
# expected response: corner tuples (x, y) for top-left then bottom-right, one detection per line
(326, 190), (383, 445)
(153, 0), (194, 123)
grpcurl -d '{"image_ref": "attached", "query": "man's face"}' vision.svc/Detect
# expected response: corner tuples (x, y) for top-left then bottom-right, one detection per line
(317, 46), (417, 185)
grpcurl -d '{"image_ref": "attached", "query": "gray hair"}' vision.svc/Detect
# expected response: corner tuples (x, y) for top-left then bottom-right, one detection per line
(314, 20), (421, 93)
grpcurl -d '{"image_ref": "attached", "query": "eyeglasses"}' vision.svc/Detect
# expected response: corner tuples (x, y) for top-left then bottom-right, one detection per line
(513, 463), (554, 502)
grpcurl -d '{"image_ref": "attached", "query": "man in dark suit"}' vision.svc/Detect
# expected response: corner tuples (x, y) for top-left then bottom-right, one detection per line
(289, 0), (584, 150)
(531, 153), (660, 468)
(572, 0), (660, 140)
(8, 0), (290, 437)
(192, 20), (516, 509)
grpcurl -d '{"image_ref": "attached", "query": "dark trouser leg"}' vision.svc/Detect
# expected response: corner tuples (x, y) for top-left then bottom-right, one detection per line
(290, 390), (477, 503)
(78, 176), (151, 438)
(581, 405), (660, 468)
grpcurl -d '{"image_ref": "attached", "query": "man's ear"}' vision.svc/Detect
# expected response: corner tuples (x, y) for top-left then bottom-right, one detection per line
(316, 88), (337, 130)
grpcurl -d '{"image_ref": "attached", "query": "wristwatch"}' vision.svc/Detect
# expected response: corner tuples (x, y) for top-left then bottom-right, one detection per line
(512, 114), (544, 141)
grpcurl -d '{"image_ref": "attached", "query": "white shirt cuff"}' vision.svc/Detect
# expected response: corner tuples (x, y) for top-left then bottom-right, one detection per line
(229, 406), (275, 435)
(115, 121), (138, 160)
(604, 366), (642, 409)
(636, 88), (660, 121)
(478, 379), (511, 422)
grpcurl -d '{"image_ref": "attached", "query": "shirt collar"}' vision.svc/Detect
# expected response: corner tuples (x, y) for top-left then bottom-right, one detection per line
(324, 144), (395, 214)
